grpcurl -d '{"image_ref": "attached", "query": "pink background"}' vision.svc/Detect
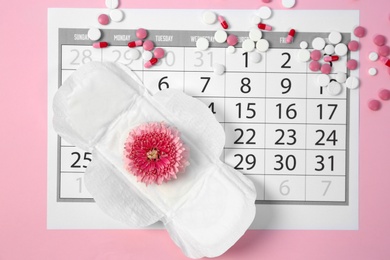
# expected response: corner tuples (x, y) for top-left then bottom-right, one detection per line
(1, 0), (390, 259)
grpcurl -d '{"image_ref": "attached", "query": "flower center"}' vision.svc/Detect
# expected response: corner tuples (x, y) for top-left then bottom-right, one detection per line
(146, 148), (159, 160)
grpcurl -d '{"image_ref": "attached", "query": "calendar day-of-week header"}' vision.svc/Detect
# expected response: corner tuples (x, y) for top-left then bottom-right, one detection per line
(60, 28), (350, 49)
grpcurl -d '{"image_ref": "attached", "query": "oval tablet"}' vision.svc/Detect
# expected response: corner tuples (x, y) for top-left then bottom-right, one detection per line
(257, 6), (272, 19)
(202, 11), (217, 25)
(327, 81), (342, 96)
(256, 39), (269, 52)
(312, 37), (326, 50)
(110, 9), (124, 22)
(242, 39), (255, 52)
(196, 37), (209, 51)
(345, 76), (360, 89)
(214, 30), (228, 43)
(88, 27), (101, 41)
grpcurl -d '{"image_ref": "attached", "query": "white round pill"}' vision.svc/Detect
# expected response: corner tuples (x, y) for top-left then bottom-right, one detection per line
(256, 39), (269, 52)
(300, 41), (308, 49)
(282, 0), (296, 8)
(327, 81), (343, 96)
(213, 63), (225, 75)
(258, 6), (272, 19)
(142, 50), (153, 60)
(214, 30), (228, 43)
(317, 74), (331, 86)
(297, 49), (311, 62)
(196, 37), (209, 51)
(202, 11), (217, 25)
(226, 46), (236, 54)
(110, 9), (124, 22)
(345, 76), (360, 89)
(249, 28), (262, 41)
(250, 52), (262, 63)
(105, 0), (119, 9)
(369, 52), (379, 61)
(312, 37), (326, 50)
(88, 27), (101, 41)
(324, 45), (335, 55)
(127, 48), (141, 60)
(336, 72), (347, 83)
(368, 67), (378, 76)
(242, 39), (255, 52)
(335, 43), (348, 56)
(328, 31), (342, 44)
(251, 15), (262, 25)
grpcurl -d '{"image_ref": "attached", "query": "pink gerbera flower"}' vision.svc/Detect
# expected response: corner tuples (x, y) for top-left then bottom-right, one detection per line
(124, 122), (189, 185)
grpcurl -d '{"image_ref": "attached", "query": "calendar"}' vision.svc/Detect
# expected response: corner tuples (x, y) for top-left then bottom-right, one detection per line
(48, 9), (359, 229)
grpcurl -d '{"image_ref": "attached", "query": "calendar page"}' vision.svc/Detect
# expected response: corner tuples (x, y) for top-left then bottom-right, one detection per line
(48, 9), (359, 229)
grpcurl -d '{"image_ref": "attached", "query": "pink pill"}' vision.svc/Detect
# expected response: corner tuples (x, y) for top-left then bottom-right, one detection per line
(310, 50), (322, 61)
(309, 60), (321, 71)
(347, 59), (358, 70)
(378, 45), (390, 57)
(153, 48), (165, 59)
(227, 34), (238, 46)
(373, 34), (386, 46)
(262, 0), (271, 2)
(321, 63), (332, 74)
(143, 40), (154, 51)
(136, 28), (148, 40)
(379, 89), (390, 100)
(98, 14), (110, 25)
(368, 99), (381, 111)
(353, 26), (366, 38)
(348, 40), (359, 51)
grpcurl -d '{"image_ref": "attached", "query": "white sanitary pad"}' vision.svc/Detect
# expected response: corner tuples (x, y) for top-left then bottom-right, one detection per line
(53, 61), (256, 258)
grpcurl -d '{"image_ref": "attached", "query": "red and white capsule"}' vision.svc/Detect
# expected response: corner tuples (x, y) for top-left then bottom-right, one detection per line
(324, 55), (340, 62)
(128, 40), (143, 48)
(218, 15), (228, 29)
(92, 41), (109, 48)
(286, 29), (295, 44)
(144, 57), (158, 68)
(380, 56), (390, 67)
(258, 23), (272, 31)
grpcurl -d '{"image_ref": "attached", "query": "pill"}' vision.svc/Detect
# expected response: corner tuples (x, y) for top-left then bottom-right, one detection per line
(379, 89), (390, 100)
(335, 43), (348, 56)
(227, 34), (238, 46)
(105, 0), (119, 9)
(256, 39), (270, 52)
(312, 37), (326, 50)
(250, 52), (262, 63)
(348, 40), (359, 51)
(98, 14), (110, 25)
(321, 63), (332, 74)
(128, 40), (143, 48)
(297, 49), (310, 62)
(286, 29), (295, 44)
(153, 48), (165, 59)
(249, 28), (263, 41)
(373, 34), (386, 46)
(262, 0), (271, 2)
(353, 26), (366, 38)
(251, 15), (262, 25)
(87, 27), (101, 41)
(202, 11), (217, 25)
(368, 67), (378, 76)
(324, 55), (339, 62)
(368, 99), (381, 111)
(136, 28), (148, 40)
(110, 9), (124, 22)
(378, 45), (390, 57)
(92, 42), (109, 48)
(258, 6), (272, 19)
(196, 37), (209, 51)
(142, 50), (153, 60)
(258, 23), (272, 31)
(282, 0), (296, 8)
(213, 63), (225, 75)
(336, 72), (347, 83)
(300, 41), (308, 49)
(324, 45), (335, 55)
(317, 74), (330, 86)
(310, 50), (322, 61)
(127, 48), (141, 60)
(143, 40), (154, 51)
(328, 31), (342, 44)
(218, 15), (228, 29)
(347, 59), (358, 70)
(345, 76), (360, 89)
(214, 30), (228, 43)
(226, 46), (236, 54)
(380, 56), (390, 66)
(369, 52), (379, 61)
(309, 61), (321, 71)
(327, 81), (343, 96)
(242, 39), (255, 52)
(144, 58), (158, 69)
